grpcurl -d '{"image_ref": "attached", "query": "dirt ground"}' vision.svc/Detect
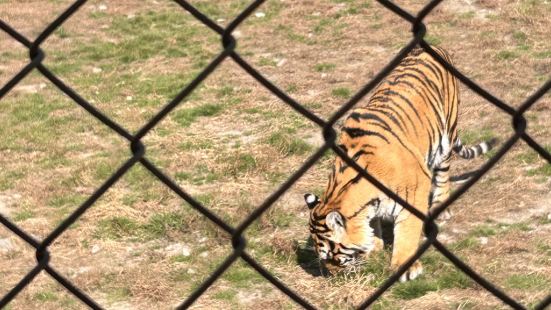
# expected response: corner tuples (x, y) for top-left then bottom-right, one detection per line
(0, 0), (550, 309)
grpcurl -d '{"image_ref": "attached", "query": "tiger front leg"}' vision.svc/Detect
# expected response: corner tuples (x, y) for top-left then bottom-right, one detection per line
(390, 212), (424, 282)
(390, 187), (429, 282)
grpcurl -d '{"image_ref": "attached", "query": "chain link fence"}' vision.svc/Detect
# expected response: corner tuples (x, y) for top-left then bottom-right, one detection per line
(1, 0), (550, 309)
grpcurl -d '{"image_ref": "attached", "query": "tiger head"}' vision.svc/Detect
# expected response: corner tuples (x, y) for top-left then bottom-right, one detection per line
(304, 192), (380, 272)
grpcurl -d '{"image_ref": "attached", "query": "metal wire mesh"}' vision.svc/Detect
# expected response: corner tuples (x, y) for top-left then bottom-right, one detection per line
(1, 0), (550, 309)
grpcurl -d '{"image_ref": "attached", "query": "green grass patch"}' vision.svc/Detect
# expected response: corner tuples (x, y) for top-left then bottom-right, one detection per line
(47, 194), (86, 208)
(512, 30), (527, 43)
(508, 222), (533, 232)
(0, 170), (26, 191)
(171, 254), (193, 263)
(527, 163), (551, 177)
(331, 87), (352, 99)
(172, 103), (224, 127)
(258, 57), (277, 67)
(533, 50), (551, 59)
(536, 240), (551, 256)
(94, 217), (139, 240)
(224, 153), (257, 176)
(212, 289), (236, 301)
(496, 50), (519, 61)
(276, 24), (313, 44)
(314, 63), (336, 72)
(392, 252), (472, 300)
(13, 210), (34, 222)
(178, 138), (215, 151)
(142, 212), (187, 239)
(506, 274), (551, 290)
(222, 261), (265, 288)
(458, 128), (496, 146)
(313, 18), (334, 34)
(468, 224), (497, 237)
(73, 11), (216, 65)
(175, 164), (219, 185)
(94, 210), (195, 240)
(54, 26), (70, 39)
(266, 132), (312, 156)
(517, 151), (539, 164)
(450, 236), (479, 251)
(106, 287), (132, 302)
(286, 84), (298, 93)
(425, 35), (442, 45)
(34, 291), (58, 302)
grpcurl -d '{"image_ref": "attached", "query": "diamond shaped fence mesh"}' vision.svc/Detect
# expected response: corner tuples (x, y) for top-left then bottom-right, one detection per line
(0, 0), (550, 309)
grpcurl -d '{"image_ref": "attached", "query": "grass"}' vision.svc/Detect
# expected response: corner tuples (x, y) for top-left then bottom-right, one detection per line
(266, 131), (312, 156)
(175, 164), (219, 185)
(331, 87), (352, 99)
(458, 128), (496, 147)
(1, 0), (550, 309)
(171, 103), (225, 127)
(222, 261), (265, 288)
(391, 253), (472, 300)
(12, 209), (34, 222)
(94, 210), (199, 241)
(496, 50), (519, 61)
(33, 291), (58, 302)
(505, 274), (551, 290)
(314, 63), (336, 72)
(224, 152), (258, 176)
(94, 217), (140, 240)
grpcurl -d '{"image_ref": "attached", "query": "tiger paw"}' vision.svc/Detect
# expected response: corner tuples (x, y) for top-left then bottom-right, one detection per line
(395, 261), (423, 282)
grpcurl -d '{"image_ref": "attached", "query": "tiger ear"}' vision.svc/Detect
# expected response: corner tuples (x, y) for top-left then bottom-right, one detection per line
(326, 211), (345, 233)
(304, 193), (319, 209)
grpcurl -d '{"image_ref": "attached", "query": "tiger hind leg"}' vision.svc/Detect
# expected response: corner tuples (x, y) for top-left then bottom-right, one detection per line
(429, 154), (452, 220)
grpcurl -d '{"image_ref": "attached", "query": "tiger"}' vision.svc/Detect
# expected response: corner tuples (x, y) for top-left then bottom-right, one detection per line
(304, 46), (496, 282)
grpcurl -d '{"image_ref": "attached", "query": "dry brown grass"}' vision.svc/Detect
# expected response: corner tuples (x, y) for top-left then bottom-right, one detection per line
(1, 0), (550, 309)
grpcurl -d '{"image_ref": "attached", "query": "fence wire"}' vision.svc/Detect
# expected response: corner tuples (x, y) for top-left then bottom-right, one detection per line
(0, 0), (550, 309)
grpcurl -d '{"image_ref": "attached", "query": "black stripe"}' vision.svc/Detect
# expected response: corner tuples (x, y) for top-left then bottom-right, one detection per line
(348, 198), (380, 220)
(343, 127), (390, 143)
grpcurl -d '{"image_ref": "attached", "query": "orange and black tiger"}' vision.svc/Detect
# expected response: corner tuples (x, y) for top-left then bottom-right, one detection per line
(304, 46), (496, 281)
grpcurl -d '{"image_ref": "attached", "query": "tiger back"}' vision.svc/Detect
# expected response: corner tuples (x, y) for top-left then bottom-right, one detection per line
(304, 46), (495, 282)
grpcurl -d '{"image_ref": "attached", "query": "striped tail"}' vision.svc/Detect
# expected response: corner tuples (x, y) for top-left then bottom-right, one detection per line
(452, 137), (498, 159)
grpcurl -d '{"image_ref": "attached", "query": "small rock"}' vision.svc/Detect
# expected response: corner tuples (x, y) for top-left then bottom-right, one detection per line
(92, 67), (102, 74)
(187, 268), (196, 274)
(547, 213), (551, 221)
(321, 73), (327, 78)
(126, 96), (133, 101)
(216, 18), (225, 23)
(233, 30), (243, 39)
(312, 12), (321, 16)
(199, 251), (209, 258)
(98, 4), (107, 11)
(0, 238), (16, 253)
(13, 83), (46, 94)
(276, 58), (286, 67)
(198, 237), (208, 243)
(91, 244), (101, 254)
(254, 12), (266, 18)
(479, 237), (488, 245)
(182, 245), (191, 257)
(127, 14), (135, 19)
